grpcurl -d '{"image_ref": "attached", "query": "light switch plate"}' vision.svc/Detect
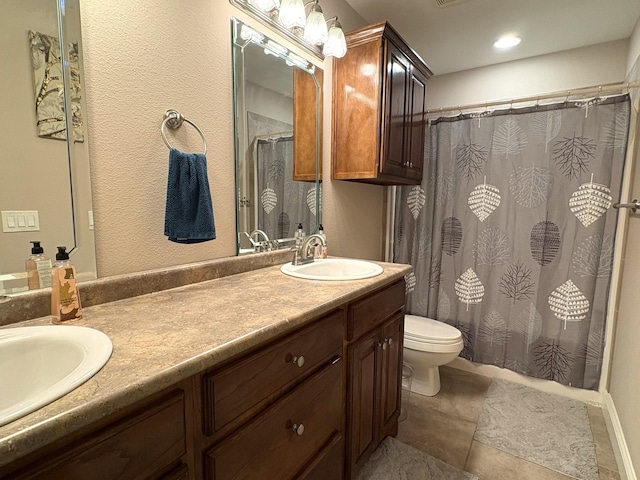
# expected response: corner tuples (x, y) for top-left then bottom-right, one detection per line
(2, 211), (40, 233)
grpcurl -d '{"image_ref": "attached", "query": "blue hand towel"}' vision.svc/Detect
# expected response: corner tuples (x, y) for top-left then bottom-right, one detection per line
(164, 148), (216, 243)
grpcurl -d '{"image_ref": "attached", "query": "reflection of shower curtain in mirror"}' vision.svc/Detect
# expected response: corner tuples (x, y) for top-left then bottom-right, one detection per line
(256, 137), (315, 240)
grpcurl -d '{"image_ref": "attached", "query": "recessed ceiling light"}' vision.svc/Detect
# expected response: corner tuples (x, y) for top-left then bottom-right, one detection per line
(493, 35), (522, 49)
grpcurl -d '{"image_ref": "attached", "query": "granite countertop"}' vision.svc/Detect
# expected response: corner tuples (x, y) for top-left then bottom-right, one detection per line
(0, 260), (411, 469)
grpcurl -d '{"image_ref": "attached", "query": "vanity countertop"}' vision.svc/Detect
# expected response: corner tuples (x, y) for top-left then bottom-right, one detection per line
(0, 260), (411, 468)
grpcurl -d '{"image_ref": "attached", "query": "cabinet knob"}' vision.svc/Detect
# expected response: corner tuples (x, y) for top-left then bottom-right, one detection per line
(291, 423), (305, 436)
(378, 341), (387, 351)
(387, 338), (393, 347)
(291, 355), (305, 368)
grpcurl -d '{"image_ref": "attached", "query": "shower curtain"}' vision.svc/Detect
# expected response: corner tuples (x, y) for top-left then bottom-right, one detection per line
(255, 137), (316, 240)
(393, 95), (630, 390)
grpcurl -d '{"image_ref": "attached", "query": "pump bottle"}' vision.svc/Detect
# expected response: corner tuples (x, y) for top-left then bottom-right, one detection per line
(25, 241), (52, 289)
(51, 246), (83, 322)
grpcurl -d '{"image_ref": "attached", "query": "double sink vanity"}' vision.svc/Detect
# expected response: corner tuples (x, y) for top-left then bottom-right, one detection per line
(0, 253), (410, 480)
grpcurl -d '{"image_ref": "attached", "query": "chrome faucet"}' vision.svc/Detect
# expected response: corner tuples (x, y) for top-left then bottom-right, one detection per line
(248, 230), (271, 252)
(291, 233), (326, 265)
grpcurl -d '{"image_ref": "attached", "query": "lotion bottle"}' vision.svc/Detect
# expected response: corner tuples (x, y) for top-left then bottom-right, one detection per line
(51, 246), (83, 323)
(26, 241), (52, 289)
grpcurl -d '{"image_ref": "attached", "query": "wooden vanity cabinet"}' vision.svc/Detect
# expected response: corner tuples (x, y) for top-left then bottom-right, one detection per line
(345, 280), (405, 479)
(0, 382), (194, 480)
(332, 22), (432, 185)
(0, 276), (407, 480)
(197, 310), (345, 480)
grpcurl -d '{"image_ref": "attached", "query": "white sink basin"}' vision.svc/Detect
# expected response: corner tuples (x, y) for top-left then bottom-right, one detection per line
(0, 325), (112, 427)
(280, 258), (384, 281)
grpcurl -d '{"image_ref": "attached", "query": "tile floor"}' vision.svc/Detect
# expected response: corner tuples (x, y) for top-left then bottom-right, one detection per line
(396, 366), (621, 480)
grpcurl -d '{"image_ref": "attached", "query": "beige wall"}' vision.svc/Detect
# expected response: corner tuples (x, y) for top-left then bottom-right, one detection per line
(608, 15), (640, 476)
(427, 39), (629, 110)
(80, 0), (371, 278)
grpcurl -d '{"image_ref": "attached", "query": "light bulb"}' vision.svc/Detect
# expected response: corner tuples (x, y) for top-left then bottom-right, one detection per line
(278, 0), (306, 29)
(493, 35), (522, 49)
(323, 20), (347, 58)
(304, 4), (328, 46)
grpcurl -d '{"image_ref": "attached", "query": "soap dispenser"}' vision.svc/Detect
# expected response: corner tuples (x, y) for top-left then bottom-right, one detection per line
(25, 241), (52, 289)
(295, 223), (306, 247)
(317, 225), (328, 259)
(51, 246), (83, 323)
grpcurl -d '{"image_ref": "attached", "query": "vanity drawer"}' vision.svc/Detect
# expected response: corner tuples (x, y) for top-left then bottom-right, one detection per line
(202, 310), (344, 436)
(203, 358), (343, 480)
(12, 390), (186, 480)
(347, 280), (405, 341)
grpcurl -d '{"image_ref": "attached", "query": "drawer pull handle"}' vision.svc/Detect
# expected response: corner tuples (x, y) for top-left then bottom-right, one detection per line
(292, 355), (305, 368)
(291, 423), (305, 436)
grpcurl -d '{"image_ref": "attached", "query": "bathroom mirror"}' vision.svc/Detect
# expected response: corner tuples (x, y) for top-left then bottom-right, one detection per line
(232, 19), (323, 255)
(0, 0), (96, 295)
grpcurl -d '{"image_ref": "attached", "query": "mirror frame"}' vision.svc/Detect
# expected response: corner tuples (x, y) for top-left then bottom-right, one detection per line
(231, 18), (322, 255)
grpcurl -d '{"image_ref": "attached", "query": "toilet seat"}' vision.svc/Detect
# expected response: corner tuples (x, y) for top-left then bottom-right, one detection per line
(404, 314), (463, 353)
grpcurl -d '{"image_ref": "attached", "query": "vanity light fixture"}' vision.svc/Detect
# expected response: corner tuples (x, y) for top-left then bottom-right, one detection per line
(303, 1), (328, 45)
(323, 17), (347, 58)
(493, 35), (522, 49)
(248, 0), (280, 12)
(230, 0), (347, 59)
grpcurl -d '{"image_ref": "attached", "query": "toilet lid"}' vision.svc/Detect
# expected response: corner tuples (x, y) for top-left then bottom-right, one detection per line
(404, 315), (462, 344)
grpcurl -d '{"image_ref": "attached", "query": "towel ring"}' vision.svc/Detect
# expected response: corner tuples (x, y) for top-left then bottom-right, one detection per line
(161, 109), (207, 155)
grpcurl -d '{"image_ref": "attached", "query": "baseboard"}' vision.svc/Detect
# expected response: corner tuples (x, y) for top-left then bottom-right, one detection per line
(603, 391), (637, 480)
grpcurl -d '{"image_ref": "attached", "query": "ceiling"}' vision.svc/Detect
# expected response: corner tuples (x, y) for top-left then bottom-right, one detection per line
(344, 0), (640, 75)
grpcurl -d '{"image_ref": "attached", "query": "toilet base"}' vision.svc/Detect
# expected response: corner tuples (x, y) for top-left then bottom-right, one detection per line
(411, 366), (441, 397)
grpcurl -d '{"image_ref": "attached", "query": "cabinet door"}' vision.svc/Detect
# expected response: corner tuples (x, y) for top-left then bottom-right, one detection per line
(346, 329), (381, 477)
(293, 67), (323, 181)
(405, 67), (428, 182)
(382, 42), (410, 178)
(378, 313), (403, 439)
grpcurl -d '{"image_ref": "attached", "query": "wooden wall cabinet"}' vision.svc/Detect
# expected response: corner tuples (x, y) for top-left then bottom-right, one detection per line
(345, 280), (405, 478)
(332, 22), (432, 185)
(293, 67), (323, 182)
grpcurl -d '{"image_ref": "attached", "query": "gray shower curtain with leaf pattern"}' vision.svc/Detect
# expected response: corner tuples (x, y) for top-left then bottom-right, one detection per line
(256, 137), (316, 240)
(393, 95), (630, 390)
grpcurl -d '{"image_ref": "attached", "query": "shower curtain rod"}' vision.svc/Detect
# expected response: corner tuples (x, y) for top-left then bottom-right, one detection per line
(426, 81), (640, 116)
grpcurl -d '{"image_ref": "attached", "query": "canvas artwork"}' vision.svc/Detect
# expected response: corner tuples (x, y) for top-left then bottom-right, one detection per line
(28, 30), (84, 142)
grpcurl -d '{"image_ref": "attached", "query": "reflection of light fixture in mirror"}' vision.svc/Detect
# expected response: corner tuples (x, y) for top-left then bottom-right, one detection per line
(323, 17), (347, 58)
(303, 1), (328, 45)
(285, 52), (309, 69)
(248, 0), (280, 12)
(264, 39), (289, 57)
(230, 0), (347, 59)
(279, 0), (306, 28)
(234, 19), (315, 74)
(240, 24), (265, 43)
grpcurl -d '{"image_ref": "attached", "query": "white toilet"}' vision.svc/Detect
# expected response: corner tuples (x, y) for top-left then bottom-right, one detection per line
(403, 314), (464, 396)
